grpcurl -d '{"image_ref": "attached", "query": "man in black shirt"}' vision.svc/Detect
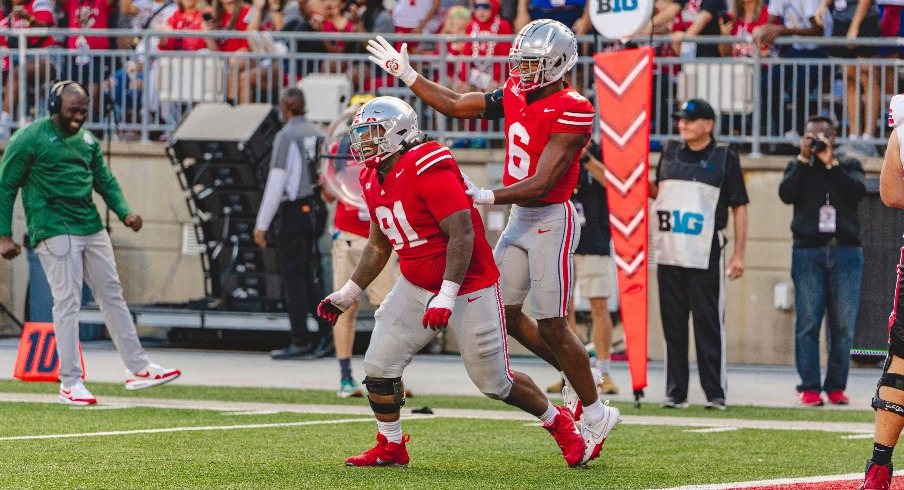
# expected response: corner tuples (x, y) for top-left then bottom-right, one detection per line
(651, 98), (749, 411)
(669, 0), (728, 58)
(778, 115), (866, 407)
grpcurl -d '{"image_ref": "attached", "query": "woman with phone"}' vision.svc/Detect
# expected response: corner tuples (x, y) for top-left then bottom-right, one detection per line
(0, 0), (56, 139)
(158, 0), (210, 51)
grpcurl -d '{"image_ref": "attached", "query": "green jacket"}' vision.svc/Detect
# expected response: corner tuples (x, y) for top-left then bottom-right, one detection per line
(0, 118), (133, 244)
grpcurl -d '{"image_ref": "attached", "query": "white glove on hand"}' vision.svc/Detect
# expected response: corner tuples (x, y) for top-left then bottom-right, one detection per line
(366, 36), (419, 86)
(460, 171), (494, 204)
(317, 280), (363, 325)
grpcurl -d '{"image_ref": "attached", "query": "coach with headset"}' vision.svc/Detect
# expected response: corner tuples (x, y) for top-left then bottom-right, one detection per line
(0, 81), (180, 405)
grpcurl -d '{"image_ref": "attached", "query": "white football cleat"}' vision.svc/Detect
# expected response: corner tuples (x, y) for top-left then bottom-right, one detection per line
(59, 381), (97, 405)
(580, 402), (621, 464)
(125, 363), (181, 391)
(562, 367), (602, 423)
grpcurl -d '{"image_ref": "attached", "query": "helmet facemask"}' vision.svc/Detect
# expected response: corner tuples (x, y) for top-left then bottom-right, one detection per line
(349, 121), (394, 168)
(508, 54), (560, 93)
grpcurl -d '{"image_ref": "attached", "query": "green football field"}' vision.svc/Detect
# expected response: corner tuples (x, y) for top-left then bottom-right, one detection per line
(0, 379), (888, 489)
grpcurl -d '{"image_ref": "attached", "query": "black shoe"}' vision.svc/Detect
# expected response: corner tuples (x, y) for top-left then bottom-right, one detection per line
(310, 336), (335, 359)
(270, 343), (316, 360)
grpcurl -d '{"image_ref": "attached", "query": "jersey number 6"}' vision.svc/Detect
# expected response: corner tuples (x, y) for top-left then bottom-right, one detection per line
(376, 201), (426, 250)
(507, 122), (531, 181)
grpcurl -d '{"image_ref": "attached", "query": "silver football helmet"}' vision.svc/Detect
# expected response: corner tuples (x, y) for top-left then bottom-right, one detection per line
(508, 19), (578, 93)
(349, 96), (421, 168)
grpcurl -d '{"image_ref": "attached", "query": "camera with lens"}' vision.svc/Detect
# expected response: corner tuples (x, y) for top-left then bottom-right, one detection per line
(809, 136), (828, 153)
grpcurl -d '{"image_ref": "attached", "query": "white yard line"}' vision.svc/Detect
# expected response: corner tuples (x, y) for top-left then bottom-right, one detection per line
(0, 417), (379, 441)
(656, 472), (869, 489)
(0, 392), (874, 435)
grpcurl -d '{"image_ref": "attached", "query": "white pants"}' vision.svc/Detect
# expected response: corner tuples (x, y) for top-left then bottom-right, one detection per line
(36, 232), (149, 385)
(363, 277), (514, 400)
(494, 202), (581, 320)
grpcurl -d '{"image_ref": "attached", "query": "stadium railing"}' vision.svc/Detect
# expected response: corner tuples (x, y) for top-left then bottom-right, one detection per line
(0, 28), (901, 152)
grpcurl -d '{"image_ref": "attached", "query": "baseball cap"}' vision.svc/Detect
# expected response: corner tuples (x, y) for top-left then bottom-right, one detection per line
(673, 98), (716, 121)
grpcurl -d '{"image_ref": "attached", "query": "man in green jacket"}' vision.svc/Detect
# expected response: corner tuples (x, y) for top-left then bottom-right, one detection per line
(0, 81), (180, 405)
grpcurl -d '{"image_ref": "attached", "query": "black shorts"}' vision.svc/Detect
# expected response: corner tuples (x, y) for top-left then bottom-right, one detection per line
(830, 16), (882, 58)
(887, 247), (904, 359)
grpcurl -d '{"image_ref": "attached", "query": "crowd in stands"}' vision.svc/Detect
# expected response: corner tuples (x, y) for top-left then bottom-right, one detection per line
(0, 0), (900, 146)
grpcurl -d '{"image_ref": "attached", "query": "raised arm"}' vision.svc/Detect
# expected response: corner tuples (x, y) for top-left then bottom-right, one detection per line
(366, 36), (489, 118)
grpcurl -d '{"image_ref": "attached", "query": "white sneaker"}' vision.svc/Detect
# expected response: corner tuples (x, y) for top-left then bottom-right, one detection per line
(125, 363), (181, 391)
(562, 367), (602, 423)
(580, 402), (621, 464)
(59, 381), (97, 405)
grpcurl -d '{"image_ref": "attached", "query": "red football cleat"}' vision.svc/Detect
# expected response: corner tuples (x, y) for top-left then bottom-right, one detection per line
(859, 460), (892, 490)
(543, 406), (586, 467)
(345, 433), (410, 467)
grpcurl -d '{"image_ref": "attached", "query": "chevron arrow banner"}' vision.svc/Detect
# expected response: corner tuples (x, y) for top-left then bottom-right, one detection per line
(594, 48), (652, 395)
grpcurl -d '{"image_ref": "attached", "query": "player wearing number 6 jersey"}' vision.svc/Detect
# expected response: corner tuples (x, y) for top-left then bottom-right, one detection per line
(365, 19), (619, 465)
(316, 96), (587, 468)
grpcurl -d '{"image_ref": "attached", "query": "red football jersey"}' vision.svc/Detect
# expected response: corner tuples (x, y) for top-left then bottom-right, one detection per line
(0, 0), (56, 49)
(360, 141), (499, 295)
(501, 77), (594, 203)
(66, 0), (112, 49)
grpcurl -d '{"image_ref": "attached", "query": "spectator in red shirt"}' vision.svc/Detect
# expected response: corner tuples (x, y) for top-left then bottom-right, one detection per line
(718, 0), (770, 58)
(158, 0), (209, 52)
(204, 0), (250, 104)
(64, 0), (117, 120)
(0, 0), (56, 139)
(235, 0), (292, 104)
(460, 0), (511, 92)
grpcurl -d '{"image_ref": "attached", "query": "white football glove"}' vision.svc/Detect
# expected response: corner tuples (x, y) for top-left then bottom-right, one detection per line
(460, 171), (494, 204)
(317, 280), (362, 325)
(366, 36), (419, 86)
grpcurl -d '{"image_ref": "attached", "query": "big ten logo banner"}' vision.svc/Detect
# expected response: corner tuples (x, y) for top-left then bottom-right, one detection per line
(14, 323), (86, 382)
(657, 210), (705, 235)
(593, 48), (652, 397)
(589, 0), (654, 42)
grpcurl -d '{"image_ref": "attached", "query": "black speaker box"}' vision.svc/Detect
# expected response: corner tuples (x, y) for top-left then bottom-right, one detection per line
(182, 161), (266, 190)
(210, 247), (280, 276)
(221, 272), (284, 306)
(201, 217), (257, 248)
(169, 103), (280, 164)
(193, 190), (263, 218)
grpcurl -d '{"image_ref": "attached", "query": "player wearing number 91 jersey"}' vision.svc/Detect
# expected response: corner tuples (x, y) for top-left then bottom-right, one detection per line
(317, 97), (588, 469)
(365, 18), (620, 467)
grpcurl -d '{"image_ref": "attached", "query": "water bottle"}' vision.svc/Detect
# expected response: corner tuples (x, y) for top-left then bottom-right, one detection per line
(75, 36), (90, 67)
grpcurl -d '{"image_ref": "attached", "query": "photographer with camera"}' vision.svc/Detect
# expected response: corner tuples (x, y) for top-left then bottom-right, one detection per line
(778, 115), (866, 407)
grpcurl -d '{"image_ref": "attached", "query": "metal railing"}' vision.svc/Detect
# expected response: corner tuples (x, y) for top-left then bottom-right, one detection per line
(1, 28), (901, 152)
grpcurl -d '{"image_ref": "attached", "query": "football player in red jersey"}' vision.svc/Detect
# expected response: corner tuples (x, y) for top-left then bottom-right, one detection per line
(365, 20), (619, 464)
(317, 97), (586, 468)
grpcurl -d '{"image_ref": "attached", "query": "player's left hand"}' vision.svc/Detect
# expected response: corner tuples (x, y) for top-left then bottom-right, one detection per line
(366, 36), (418, 86)
(423, 290), (455, 330)
(124, 214), (142, 232)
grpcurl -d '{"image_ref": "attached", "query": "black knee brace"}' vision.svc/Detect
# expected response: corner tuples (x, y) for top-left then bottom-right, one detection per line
(363, 376), (405, 414)
(872, 356), (904, 416)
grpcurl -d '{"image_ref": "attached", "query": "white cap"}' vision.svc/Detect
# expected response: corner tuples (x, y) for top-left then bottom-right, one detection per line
(890, 94), (904, 128)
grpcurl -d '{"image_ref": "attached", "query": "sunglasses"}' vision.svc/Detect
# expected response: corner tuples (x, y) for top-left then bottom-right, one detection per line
(473, 3), (491, 9)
